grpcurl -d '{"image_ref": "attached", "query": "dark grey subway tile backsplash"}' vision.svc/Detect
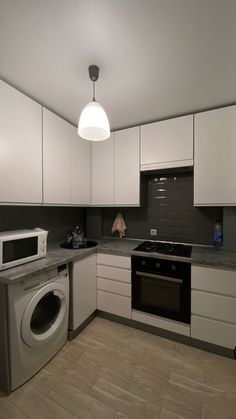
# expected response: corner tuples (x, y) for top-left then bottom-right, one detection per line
(0, 171), (223, 247)
(0, 206), (86, 243)
(98, 171), (223, 245)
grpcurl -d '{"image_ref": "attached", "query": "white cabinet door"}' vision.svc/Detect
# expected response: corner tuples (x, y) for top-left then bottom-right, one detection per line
(192, 290), (236, 324)
(91, 134), (114, 205)
(194, 106), (236, 206)
(97, 253), (131, 269)
(114, 127), (140, 205)
(132, 310), (190, 336)
(71, 254), (97, 330)
(96, 253), (132, 318)
(140, 115), (193, 171)
(192, 265), (236, 296)
(191, 315), (236, 349)
(91, 128), (140, 206)
(0, 80), (42, 203)
(43, 108), (72, 204)
(97, 290), (131, 319)
(191, 265), (236, 349)
(71, 133), (91, 205)
(97, 277), (131, 297)
(97, 265), (131, 283)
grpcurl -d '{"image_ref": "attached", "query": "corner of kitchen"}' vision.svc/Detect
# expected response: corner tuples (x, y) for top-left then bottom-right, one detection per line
(1, 2), (236, 418)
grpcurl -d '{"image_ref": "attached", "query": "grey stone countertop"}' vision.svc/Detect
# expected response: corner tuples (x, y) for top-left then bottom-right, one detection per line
(1, 238), (236, 284)
(0, 243), (97, 285)
(97, 238), (236, 270)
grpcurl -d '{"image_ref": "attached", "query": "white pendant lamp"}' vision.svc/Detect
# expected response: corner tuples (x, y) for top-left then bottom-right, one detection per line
(78, 65), (110, 141)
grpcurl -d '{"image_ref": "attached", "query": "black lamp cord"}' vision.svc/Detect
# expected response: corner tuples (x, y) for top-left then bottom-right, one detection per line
(92, 81), (95, 102)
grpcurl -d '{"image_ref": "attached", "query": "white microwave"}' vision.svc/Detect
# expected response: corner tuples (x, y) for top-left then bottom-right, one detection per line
(0, 229), (48, 271)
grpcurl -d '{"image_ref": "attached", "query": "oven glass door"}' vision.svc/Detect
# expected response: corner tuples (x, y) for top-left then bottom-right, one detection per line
(132, 271), (190, 323)
(3, 237), (38, 264)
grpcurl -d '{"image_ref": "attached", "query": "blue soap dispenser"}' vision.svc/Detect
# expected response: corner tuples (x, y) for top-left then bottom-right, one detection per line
(214, 222), (223, 249)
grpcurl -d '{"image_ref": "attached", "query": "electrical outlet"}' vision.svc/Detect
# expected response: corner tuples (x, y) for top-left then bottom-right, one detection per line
(150, 229), (157, 236)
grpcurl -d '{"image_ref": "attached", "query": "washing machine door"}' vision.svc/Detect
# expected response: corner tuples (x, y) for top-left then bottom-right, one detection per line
(21, 281), (67, 348)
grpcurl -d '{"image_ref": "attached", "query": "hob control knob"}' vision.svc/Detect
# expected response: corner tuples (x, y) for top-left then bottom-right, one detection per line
(155, 262), (160, 268)
(141, 261), (146, 266)
(171, 265), (177, 271)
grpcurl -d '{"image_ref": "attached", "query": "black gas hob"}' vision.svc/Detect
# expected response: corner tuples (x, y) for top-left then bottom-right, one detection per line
(133, 241), (192, 257)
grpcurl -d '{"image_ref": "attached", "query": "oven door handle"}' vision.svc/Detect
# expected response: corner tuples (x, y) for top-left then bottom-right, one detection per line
(135, 271), (183, 284)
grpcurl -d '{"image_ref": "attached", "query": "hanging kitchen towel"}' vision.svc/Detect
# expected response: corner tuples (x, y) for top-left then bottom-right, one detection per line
(111, 212), (127, 238)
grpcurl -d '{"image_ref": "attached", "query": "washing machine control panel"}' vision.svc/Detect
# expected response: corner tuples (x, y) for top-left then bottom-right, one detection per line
(21, 264), (69, 291)
(57, 264), (67, 274)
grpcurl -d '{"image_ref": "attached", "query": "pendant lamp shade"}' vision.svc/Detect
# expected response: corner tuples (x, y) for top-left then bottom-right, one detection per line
(78, 100), (110, 141)
(78, 65), (110, 141)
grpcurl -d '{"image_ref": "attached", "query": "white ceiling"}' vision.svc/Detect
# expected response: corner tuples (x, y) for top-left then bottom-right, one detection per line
(0, 0), (236, 131)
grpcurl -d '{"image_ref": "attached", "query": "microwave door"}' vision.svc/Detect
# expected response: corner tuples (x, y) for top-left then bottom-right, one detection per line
(3, 237), (38, 265)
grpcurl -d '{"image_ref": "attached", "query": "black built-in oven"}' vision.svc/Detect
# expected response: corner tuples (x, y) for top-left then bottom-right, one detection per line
(132, 255), (191, 324)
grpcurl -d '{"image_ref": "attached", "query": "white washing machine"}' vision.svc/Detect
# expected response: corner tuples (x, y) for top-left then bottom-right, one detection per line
(7, 263), (69, 391)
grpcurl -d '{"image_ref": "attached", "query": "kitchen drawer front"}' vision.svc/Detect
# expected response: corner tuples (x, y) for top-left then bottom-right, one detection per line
(192, 265), (236, 296)
(97, 253), (131, 270)
(97, 265), (131, 283)
(132, 310), (190, 336)
(97, 277), (131, 297)
(192, 290), (236, 324)
(191, 315), (236, 349)
(97, 290), (131, 318)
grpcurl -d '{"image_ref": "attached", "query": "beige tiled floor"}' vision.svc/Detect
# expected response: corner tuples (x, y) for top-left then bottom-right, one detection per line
(1, 317), (236, 419)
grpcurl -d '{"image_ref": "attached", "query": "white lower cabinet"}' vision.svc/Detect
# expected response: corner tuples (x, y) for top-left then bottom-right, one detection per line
(132, 310), (190, 336)
(191, 265), (236, 349)
(97, 277), (131, 297)
(192, 290), (236, 324)
(96, 253), (131, 319)
(97, 265), (131, 283)
(97, 291), (131, 318)
(191, 316), (236, 350)
(97, 253), (131, 269)
(70, 254), (97, 330)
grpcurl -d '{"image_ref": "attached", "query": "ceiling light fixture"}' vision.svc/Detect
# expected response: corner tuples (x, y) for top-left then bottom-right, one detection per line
(78, 65), (110, 141)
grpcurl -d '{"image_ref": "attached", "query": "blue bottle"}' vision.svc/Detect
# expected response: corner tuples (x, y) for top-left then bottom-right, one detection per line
(214, 222), (222, 249)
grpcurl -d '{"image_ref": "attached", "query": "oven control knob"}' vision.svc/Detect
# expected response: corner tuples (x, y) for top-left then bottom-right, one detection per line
(155, 262), (160, 268)
(141, 261), (146, 266)
(171, 265), (177, 271)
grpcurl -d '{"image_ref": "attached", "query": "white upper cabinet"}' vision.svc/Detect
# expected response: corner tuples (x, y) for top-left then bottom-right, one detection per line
(91, 134), (114, 205)
(43, 109), (91, 205)
(91, 127), (140, 206)
(71, 133), (91, 205)
(194, 106), (236, 206)
(140, 115), (193, 171)
(43, 108), (72, 204)
(0, 80), (42, 204)
(114, 127), (140, 205)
